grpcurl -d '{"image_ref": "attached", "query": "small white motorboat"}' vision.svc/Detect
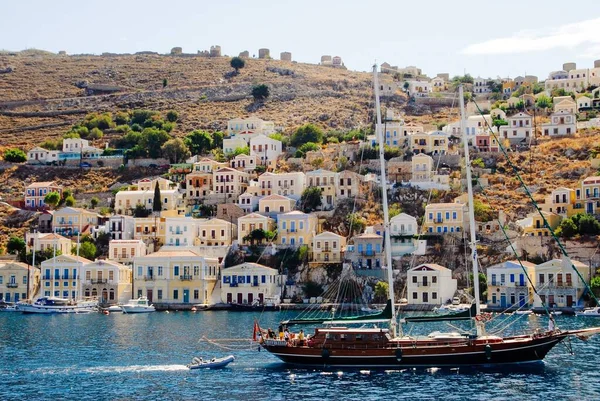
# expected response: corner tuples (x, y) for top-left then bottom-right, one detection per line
(0, 302), (18, 312)
(576, 307), (600, 317)
(187, 355), (235, 370)
(515, 310), (533, 315)
(106, 305), (123, 312)
(121, 297), (155, 314)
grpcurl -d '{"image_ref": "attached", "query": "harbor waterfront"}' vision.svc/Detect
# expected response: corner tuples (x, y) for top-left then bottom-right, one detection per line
(1, 312), (600, 400)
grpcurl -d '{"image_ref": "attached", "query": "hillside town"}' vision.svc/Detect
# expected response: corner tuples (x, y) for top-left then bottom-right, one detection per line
(2, 58), (600, 314)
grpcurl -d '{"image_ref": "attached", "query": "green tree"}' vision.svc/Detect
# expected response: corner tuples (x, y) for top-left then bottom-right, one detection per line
(302, 281), (324, 298)
(153, 182), (162, 213)
(232, 146), (250, 157)
(132, 203), (150, 217)
(557, 218), (578, 238)
(88, 127), (103, 140)
(166, 110), (179, 123)
(472, 158), (485, 168)
(115, 111), (130, 125)
(7, 236), (25, 255)
(44, 191), (61, 209)
(64, 195), (76, 207)
(578, 214), (600, 235)
(161, 138), (191, 163)
(299, 142), (321, 153)
(73, 242), (97, 260)
(185, 130), (214, 155)
(39, 139), (62, 150)
(230, 57), (245, 73)
(140, 127), (169, 158)
(493, 119), (508, 131)
(3, 148), (27, 163)
(300, 186), (323, 212)
(536, 94), (552, 109)
(131, 110), (159, 125)
(90, 197), (100, 209)
(469, 273), (488, 302)
(63, 131), (81, 139)
(374, 281), (389, 303)
(212, 131), (224, 149)
(347, 213), (366, 236)
(291, 124), (324, 147)
(251, 84), (270, 101)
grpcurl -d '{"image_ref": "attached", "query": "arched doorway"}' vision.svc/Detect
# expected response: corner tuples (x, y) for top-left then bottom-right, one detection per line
(102, 288), (108, 303)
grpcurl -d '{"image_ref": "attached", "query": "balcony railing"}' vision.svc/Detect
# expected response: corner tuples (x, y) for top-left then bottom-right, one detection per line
(434, 218), (444, 223)
(91, 279), (108, 284)
(322, 249), (331, 253)
(43, 276), (51, 280)
(361, 250), (376, 256)
(180, 275), (193, 281)
(6, 283), (18, 288)
(144, 275), (155, 281)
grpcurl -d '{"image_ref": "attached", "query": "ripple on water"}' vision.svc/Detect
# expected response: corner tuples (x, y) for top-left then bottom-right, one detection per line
(1, 313), (600, 400)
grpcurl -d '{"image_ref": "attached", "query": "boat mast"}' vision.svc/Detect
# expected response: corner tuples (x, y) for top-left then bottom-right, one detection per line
(373, 64), (397, 336)
(459, 84), (481, 316)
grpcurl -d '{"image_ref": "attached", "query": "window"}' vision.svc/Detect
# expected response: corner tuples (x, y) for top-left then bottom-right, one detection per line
(137, 266), (142, 277)
(173, 289), (179, 300)
(412, 292), (418, 299)
(432, 292), (437, 300)
(174, 266), (180, 276)
(157, 289), (163, 300)
(194, 289), (199, 299)
(412, 276), (417, 283)
(432, 276), (437, 283)
(158, 266), (163, 276)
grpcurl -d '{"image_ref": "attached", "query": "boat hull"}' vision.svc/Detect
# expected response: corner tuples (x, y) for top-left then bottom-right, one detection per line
(17, 304), (97, 314)
(188, 355), (235, 369)
(121, 306), (155, 313)
(262, 335), (567, 368)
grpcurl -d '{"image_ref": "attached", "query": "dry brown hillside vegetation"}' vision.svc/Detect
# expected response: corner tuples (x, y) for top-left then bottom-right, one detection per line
(0, 53), (406, 150)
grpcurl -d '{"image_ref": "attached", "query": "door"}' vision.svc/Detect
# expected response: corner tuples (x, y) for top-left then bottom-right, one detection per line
(237, 293), (243, 304)
(519, 294), (526, 307)
(183, 289), (189, 303)
(422, 292), (428, 303)
(227, 293), (232, 303)
(500, 293), (507, 308)
(147, 289), (153, 303)
(566, 295), (573, 307)
(248, 293), (253, 304)
(259, 293), (264, 304)
(14, 293), (19, 302)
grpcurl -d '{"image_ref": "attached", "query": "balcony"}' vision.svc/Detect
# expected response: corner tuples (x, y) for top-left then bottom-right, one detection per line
(6, 283), (18, 288)
(144, 275), (155, 281)
(43, 276), (51, 280)
(322, 249), (331, 253)
(230, 282), (238, 287)
(91, 279), (108, 284)
(180, 275), (193, 281)
(361, 250), (376, 257)
(434, 218), (444, 223)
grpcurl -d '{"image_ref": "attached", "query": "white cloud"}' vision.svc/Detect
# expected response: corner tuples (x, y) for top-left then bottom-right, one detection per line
(461, 18), (600, 56)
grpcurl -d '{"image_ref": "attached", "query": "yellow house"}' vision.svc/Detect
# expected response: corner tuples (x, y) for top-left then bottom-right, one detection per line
(26, 232), (72, 256)
(53, 207), (99, 236)
(423, 200), (468, 234)
(133, 216), (166, 244)
(108, 239), (148, 265)
(541, 187), (581, 218)
(196, 218), (237, 246)
(522, 211), (562, 237)
(238, 213), (276, 245)
(487, 260), (537, 308)
(114, 186), (183, 215)
(220, 262), (283, 305)
(311, 231), (346, 264)
(277, 211), (318, 248)
(0, 261), (38, 302)
(530, 259), (590, 308)
(133, 249), (220, 305)
(40, 254), (93, 299)
(578, 176), (600, 214)
(258, 194), (296, 216)
(185, 171), (213, 201)
(213, 167), (249, 200)
(80, 259), (132, 305)
(410, 131), (448, 155)
(306, 169), (337, 210)
(192, 158), (228, 173)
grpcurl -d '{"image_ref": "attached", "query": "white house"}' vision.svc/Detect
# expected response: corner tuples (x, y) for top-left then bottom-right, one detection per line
(500, 112), (533, 142)
(250, 134), (282, 166)
(165, 217), (198, 247)
(230, 154), (259, 172)
(80, 259), (132, 305)
(238, 192), (261, 213)
(27, 147), (60, 164)
(487, 260), (535, 308)
(541, 110), (576, 136)
(212, 167), (249, 200)
(253, 172), (306, 199)
(577, 95), (592, 111)
(108, 239), (147, 265)
(223, 137), (249, 155)
(389, 213), (418, 256)
(443, 114), (494, 138)
(62, 138), (89, 153)
(407, 263), (457, 305)
(220, 262), (284, 305)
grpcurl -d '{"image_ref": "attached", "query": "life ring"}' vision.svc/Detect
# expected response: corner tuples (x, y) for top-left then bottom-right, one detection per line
(103, 310), (110, 316)
(475, 315), (482, 321)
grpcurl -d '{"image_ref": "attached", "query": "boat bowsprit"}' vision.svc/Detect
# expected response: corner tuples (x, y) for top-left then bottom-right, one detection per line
(186, 355), (235, 370)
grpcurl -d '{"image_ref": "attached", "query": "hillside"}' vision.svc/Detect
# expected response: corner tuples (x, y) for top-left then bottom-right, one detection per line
(0, 53), (403, 149)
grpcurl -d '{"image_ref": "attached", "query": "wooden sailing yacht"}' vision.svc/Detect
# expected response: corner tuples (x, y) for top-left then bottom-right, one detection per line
(256, 66), (600, 368)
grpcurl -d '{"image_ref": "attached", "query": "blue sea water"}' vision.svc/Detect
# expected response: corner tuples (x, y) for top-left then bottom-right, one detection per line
(1, 311), (599, 401)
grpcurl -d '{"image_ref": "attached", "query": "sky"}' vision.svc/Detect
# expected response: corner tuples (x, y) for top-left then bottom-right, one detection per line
(2, 0), (600, 79)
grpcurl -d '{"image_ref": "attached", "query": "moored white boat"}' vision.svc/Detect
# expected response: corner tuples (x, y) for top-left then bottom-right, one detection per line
(16, 297), (98, 314)
(575, 307), (600, 317)
(121, 297), (155, 313)
(0, 302), (18, 312)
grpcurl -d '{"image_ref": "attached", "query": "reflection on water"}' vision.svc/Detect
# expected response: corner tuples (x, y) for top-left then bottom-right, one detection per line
(0, 312), (599, 400)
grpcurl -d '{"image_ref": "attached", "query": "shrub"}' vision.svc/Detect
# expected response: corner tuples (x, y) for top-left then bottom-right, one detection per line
(166, 110), (179, 122)
(3, 148), (27, 163)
